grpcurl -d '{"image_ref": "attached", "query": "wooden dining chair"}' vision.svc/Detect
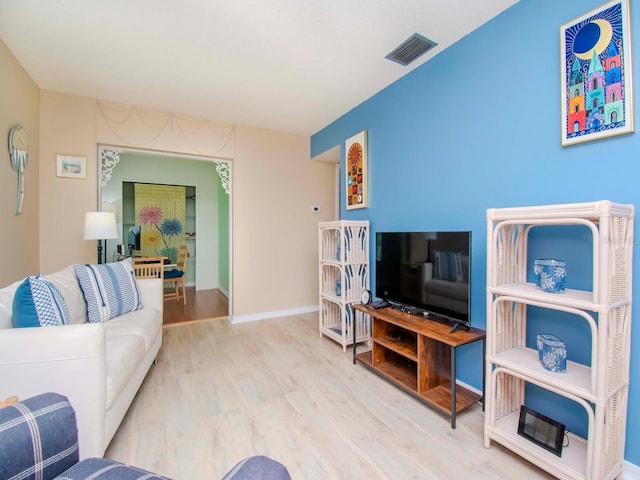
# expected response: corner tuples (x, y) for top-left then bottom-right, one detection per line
(132, 256), (165, 279)
(164, 245), (189, 304)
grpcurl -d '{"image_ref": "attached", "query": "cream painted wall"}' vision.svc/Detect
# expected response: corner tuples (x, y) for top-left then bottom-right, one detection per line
(0, 41), (40, 286)
(38, 91), (336, 317)
(39, 92), (98, 271)
(233, 125), (336, 316)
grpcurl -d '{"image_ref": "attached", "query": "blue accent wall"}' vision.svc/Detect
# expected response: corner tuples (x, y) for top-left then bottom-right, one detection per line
(312, 0), (640, 464)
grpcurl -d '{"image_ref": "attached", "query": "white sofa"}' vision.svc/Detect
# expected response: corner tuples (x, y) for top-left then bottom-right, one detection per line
(0, 264), (163, 459)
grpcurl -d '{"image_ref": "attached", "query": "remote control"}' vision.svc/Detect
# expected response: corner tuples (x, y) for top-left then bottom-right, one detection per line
(372, 300), (390, 309)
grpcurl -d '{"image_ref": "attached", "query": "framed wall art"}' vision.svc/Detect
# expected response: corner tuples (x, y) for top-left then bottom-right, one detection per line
(56, 155), (86, 179)
(561, 0), (634, 146)
(345, 130), (368, 210)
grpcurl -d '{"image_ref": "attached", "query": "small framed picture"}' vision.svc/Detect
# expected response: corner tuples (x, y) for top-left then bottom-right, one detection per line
(56, 155), (86, 179)
(517, 405), (566, 457)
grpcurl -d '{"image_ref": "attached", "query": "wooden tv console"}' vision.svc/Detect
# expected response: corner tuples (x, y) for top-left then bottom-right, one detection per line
(351, 304), (485, 428)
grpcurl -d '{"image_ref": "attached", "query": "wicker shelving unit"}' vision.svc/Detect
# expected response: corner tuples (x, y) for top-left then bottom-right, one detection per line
(484, 201), (634, 480)
(319, 221), (370, 351)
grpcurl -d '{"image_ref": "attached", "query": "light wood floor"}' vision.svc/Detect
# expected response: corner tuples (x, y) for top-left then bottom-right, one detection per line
(163, 288), (228, 326)
(105, 313), (553, 479)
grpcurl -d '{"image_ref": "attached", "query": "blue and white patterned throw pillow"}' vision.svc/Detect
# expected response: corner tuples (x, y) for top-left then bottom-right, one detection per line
(73, 258), (142, 323)
(12, 274), (71, 327)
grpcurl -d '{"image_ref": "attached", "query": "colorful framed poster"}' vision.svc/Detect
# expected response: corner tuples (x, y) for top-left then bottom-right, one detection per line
(561, 0), (634, 146)
(345, 130), (368, 210)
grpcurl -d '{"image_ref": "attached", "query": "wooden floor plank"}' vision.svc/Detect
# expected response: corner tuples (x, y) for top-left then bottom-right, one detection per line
(163, 288), (228, 325)
(106, 313), (553, 479)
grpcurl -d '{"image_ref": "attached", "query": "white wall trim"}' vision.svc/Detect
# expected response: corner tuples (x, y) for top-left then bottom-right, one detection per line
(625, 461), (640, 479)
(231, 305), (318, 324)
(456, 379), (482, 396)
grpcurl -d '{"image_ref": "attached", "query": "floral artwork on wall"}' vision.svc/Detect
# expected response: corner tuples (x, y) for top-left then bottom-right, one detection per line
(134, 183), (186, 263)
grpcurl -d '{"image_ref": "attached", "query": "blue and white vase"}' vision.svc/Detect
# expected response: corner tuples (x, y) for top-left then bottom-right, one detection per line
(534, 259), (567, 293)
(536, 334), (567, 373)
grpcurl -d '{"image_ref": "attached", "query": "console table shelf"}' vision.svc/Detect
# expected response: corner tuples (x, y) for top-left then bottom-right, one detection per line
(352, 304), (485, 428)
(373, 335), (418, 360)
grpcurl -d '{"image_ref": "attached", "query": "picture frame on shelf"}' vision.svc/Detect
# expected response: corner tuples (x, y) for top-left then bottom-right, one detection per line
(56, 155), (86, 179)
(345, 130), (368, 210)
(560, 0), (634, 146)
(517, 406), (566, 457)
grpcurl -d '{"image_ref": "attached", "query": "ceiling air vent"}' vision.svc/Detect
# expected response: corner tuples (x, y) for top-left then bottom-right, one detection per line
(385, 33), (437, 66)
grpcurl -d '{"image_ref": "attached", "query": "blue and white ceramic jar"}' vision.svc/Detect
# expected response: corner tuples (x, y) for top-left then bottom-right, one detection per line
(536, 334), (567, 373)
(534, 259), (567, 293)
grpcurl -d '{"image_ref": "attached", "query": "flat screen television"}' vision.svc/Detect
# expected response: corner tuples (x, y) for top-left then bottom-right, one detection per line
(375, 231), (471, 330)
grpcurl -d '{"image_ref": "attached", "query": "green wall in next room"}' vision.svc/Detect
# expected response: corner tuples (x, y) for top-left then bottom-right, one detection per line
(218, 176), (230, 294)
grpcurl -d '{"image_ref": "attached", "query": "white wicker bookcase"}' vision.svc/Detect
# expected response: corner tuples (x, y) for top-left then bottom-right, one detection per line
(319, 220), (370, 352)
(484, 201), (633, 480)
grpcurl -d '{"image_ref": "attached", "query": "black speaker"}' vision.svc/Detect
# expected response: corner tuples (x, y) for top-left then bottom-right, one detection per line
(116, 244), (124, 254)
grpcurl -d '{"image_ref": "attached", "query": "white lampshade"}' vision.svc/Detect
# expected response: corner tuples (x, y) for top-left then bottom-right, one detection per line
(83, 212), (118, 240)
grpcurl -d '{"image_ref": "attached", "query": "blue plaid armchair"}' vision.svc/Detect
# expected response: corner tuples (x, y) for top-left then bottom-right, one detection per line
(0, 392), (291, 480)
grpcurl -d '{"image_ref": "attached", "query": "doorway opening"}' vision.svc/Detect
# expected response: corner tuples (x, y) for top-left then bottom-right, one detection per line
(98, 145), (232, 323)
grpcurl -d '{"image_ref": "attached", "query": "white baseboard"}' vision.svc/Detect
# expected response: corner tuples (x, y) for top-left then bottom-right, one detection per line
(456, 379), (482, 396)
(626, 461), (640, 479)
(191, 285), (228, 295)
(231, 304), (318, 324)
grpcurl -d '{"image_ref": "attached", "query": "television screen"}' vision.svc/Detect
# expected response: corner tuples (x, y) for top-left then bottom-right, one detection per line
(128, 226), (141, 254)
(375, 231), (471, 326)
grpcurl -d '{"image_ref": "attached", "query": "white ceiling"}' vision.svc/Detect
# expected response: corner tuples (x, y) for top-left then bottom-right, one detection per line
(0, 0), (517, 136)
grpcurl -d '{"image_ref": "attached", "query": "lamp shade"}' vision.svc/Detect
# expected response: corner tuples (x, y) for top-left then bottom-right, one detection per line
(83, 212), (118, 240)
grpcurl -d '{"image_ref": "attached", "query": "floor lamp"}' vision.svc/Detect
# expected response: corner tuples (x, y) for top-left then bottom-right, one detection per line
(83, 212), (118, 264)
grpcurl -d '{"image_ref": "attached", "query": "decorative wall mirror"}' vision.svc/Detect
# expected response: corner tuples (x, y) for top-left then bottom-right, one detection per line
(8, 126), (29, 215)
